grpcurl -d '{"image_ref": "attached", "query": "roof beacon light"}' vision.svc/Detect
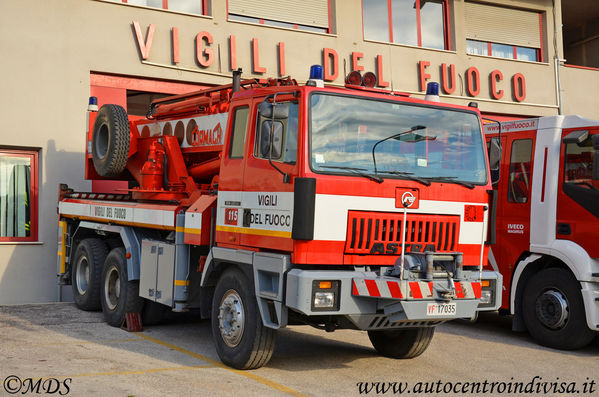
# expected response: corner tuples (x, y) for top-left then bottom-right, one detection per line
(424, 82), (440, 102)
(346, 70), (362, 86)
(88, 96), (98, 112)
(362, 72), (377, 88)
(307, 65), (324, 88)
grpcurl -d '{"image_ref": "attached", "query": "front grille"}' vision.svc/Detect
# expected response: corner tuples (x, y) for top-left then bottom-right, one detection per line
(345, 211), (460, 255)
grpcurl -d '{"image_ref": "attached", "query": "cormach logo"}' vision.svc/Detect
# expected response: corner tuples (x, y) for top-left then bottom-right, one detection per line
(191, 122), (223, 146)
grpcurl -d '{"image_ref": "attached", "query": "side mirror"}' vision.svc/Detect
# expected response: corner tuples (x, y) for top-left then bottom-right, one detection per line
(258, 100), (290, 119)
(563, 130), (589, 145)
(260, 121), (283, 159)
(489, 138), (501, 185)
(593, 134), (599, 150)
(593, 152), (599, 181)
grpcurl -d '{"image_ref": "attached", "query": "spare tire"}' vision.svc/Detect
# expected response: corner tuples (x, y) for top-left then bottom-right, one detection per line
(92, 104), (130, 177)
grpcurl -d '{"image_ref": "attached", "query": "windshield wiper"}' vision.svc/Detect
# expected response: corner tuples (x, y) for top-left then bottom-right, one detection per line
(424, 176), (475, 189)
(376, 170), (431, 186)
(319, 165), (383, 183)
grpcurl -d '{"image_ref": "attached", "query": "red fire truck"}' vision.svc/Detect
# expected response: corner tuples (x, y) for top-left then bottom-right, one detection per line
(57, 67), (501, 369)
(483, 117), (599, 349)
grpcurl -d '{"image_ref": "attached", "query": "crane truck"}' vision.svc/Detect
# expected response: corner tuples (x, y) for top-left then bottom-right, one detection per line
(483, 117), (599, 350)
(57, 67), (501, 369)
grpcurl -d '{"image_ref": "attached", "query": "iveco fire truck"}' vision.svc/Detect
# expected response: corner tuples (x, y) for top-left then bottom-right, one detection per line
(57, 67), (501, 369)
(483, 116), (599, 349)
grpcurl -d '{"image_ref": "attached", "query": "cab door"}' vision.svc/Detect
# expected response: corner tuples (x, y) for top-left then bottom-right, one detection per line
(215, 100), (252, 247)
(495, 133), (535, 303)
(239, 96), (300, 251)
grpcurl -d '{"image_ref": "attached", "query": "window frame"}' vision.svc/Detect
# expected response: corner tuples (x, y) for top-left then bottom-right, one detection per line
(466, 39), (541, 62)
(362, 0), (451, 50)
(229, 106), (250, 159)
(108, 0), (209, 16)
(507, 139), (533, 204)
(227, 0), (332, 34)
(0, 148), (39, 242)
(465, 10), (544, 62)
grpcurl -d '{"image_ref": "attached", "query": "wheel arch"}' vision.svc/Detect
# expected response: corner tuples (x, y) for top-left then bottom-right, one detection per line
(72, 221), (142, 281)
(510, 252), (587, 331)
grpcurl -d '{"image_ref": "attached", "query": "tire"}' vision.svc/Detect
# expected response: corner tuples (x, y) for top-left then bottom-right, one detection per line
(72, 238), (108, 311)
(100, 247), (144, 327)
(92, 104), (130, 177)
(211, 268), (276, 369)
(522, 268), (595, 350)
(368, 327), (435, 359)
(142, 299), (169, 326)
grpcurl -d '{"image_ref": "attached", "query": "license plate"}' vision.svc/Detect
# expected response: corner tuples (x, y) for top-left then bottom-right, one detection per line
(426, 302), (457, 316)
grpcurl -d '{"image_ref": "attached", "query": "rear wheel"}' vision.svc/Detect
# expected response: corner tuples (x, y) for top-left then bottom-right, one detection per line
(100, 247), (143, 327)
(211, 268), (276, 369)
(72, 238), (107, 311)
(522, 268), (595, 349)
(368, 327), (435, 359)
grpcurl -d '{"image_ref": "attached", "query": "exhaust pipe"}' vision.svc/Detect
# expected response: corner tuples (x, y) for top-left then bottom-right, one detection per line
(232, 68), (242, 94)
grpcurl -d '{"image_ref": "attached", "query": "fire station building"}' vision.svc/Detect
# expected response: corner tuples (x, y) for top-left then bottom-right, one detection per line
(0, 0), (598, 303)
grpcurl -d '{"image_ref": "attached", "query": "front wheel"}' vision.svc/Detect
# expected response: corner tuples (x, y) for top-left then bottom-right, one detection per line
(211, 268), (276, 369)
(368, 327), (435, 359)
(522, 268), (595, 349)
(100, 247), (144, 327)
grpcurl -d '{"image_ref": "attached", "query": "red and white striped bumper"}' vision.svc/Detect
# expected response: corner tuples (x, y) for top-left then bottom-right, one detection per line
(352, 278), (481, 300)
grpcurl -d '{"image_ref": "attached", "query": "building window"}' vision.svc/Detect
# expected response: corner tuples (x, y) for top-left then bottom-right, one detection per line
(466, 40), (539, 62)
(108, 0), (207, 16)
(0, 150), (38, 242)
(362, 0), (449, 50)
(228, 0), (331, 34)
(465, 2), (543, 62)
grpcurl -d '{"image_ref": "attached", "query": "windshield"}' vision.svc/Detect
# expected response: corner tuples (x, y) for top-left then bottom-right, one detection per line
(309, 93), (488, 184)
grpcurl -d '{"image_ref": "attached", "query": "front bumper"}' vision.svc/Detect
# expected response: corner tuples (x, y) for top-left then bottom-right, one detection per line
(285, 269), (483, 330)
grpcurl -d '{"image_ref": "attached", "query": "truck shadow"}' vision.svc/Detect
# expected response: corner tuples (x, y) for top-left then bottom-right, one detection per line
(438, 311), (599, 356)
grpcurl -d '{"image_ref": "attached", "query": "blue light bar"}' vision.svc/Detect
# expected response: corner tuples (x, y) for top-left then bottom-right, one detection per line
(309, 65), (323, 80)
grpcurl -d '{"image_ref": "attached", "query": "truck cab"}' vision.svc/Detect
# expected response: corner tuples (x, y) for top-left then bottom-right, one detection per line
(484, 116), (599, 349)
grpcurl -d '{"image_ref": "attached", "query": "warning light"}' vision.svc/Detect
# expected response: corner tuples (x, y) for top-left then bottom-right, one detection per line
(346, 71), (362, 86)
(318, 281), (332, 289)
(307, 64), (325, 87)
(363, 72), (377, 88)
(88, 96), (98, 111)
(424, 82), (440, 102)
(309, 65), (323, 80)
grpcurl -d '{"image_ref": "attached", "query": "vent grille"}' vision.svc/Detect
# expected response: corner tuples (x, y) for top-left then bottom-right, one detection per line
(345, 211), (460, 254)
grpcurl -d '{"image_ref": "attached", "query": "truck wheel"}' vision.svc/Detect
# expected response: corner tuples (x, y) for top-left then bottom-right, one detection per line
(367, 327), (434, 359)
(92, 104), (130, 177)
(100, 247), (143, 327)
(211, 268), (276, 369)
(523, 268), (595, 349)
(72, 238), (108, 311)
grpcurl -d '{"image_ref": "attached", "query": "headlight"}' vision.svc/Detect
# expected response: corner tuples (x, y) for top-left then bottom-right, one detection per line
(311, 280), (340, 311)
(478, 279), (496, 308)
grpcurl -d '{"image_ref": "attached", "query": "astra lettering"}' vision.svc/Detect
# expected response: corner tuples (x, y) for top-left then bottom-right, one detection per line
(369, 243), (437, 254)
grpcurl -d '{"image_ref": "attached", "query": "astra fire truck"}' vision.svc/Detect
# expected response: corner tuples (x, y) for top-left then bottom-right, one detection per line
(57, 67), (501, 369)
(483, 117), (599, 350)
